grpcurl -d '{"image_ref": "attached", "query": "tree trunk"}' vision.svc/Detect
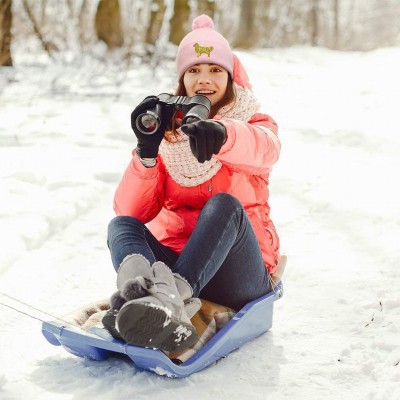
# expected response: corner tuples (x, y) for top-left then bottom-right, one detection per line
(169, 0), (190, 45)
(22, 0), (56, 57)
(310, 0), (319, 46)
(232, 0), (258, 49)
(333, 0), (339, 49)
(197, 0), (216, 18)
(145, 0), (166, 45)
(78, 0), (90, 48)
(0, 0), (13, 66)
(95, 0), (123, 49)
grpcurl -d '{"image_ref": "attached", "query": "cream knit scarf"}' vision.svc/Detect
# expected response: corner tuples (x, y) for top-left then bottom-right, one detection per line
(159, 84), (260, 187)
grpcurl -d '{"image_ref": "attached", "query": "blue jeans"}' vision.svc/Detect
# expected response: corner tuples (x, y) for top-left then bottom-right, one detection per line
(107, 193), (271, 310)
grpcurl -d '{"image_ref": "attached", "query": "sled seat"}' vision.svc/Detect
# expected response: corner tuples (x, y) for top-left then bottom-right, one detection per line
(42, 279), (283, 378)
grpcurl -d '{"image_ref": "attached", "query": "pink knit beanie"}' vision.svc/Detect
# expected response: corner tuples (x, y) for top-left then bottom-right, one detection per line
(176, 15), (234, 80)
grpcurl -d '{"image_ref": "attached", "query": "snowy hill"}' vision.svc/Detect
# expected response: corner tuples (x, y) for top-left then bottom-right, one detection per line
(0, 46), (399, 400)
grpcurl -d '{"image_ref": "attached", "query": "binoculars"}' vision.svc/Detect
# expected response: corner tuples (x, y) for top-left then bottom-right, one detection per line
(135, 93), (211, 135)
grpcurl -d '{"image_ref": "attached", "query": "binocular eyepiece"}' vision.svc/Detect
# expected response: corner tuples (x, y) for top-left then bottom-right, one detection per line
(135, 93), (211, 135)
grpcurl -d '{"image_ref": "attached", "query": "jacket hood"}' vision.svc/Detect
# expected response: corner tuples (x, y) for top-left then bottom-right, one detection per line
(233, 54), (253, 91)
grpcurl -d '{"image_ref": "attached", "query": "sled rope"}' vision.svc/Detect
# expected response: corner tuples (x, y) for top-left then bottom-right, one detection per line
(0, 291), (82, 328)
(0, 301), (47, 323)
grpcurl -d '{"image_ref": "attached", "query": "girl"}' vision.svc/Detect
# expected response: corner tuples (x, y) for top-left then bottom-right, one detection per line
(103, 15), (282, 353)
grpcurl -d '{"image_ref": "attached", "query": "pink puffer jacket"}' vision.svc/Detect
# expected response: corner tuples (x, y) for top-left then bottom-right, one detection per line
(114, 110), (281, 274)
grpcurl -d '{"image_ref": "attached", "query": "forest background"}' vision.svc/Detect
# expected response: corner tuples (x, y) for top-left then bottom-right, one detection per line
(1, 0), (400, 68)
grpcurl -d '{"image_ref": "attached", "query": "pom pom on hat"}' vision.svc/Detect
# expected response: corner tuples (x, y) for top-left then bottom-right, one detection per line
(176, 15), (234, 80)
(192, 14), (214, 30)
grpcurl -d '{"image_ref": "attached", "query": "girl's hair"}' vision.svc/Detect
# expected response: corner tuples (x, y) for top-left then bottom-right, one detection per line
(165, 73), (236, 140)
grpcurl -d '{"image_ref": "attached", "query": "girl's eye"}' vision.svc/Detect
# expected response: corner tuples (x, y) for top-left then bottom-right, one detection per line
(188, 68), (199, 73)
(211, 67), (223, 72)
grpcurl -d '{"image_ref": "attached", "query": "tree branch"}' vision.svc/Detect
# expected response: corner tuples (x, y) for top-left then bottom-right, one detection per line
(21, 0), (55, 59)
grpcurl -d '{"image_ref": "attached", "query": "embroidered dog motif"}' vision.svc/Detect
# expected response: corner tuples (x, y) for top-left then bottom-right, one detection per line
(193, 43), (214, 57)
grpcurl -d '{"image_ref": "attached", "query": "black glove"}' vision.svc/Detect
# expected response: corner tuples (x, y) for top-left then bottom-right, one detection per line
(181, 120), (226, 163)
(130, 96), (172, 158)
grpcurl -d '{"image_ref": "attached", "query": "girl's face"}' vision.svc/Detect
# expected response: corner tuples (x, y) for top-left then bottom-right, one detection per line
(183, 64), (229, 106)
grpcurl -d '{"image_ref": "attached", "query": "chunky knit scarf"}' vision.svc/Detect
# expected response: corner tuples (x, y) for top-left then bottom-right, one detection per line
(159, 84), (260, 187)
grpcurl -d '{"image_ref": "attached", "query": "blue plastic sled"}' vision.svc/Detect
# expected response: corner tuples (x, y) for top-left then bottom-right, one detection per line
(42, 282), (283, 378)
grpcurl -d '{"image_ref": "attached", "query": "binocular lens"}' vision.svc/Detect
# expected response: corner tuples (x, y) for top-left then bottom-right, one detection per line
(136, 112), (160, 135)
(182, 116), (199, 126)
(181, 103), (210, 126)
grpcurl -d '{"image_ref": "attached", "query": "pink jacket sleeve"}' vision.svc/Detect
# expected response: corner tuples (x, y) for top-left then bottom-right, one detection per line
(113, 152), (166, 221)
(216, 113), (280, 174)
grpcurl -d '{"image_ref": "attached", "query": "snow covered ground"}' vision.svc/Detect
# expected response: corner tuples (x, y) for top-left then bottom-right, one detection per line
(0, 45), (399, 399)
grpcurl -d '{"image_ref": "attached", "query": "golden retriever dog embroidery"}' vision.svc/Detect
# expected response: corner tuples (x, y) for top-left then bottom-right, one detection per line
(193, 43), (214, 57)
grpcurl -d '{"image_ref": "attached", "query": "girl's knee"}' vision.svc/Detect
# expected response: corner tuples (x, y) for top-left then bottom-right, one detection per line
(109, 215), (139, 227)
(206, 193), (241, 210)
(202, 193), (243, 221)
(107, 216), (142, 238)
(108, 216), (125, 233)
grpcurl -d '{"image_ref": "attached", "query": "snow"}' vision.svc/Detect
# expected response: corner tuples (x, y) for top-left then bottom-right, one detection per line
(1, 45), (400, 399)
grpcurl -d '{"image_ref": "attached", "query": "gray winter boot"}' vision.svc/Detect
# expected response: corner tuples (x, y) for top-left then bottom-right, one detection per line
(102, 254), (154, 339)
(116, 254), (200, 315)
(116, 260), (199, 352)
(116, 254), (200, 314)
(116, 254), (156, 295)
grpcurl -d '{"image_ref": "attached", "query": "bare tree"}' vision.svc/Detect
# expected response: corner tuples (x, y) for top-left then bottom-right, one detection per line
(0, 0), (12, 66)
(333, 0), (339, 48)
(169, 0), (190, 45)
(197, 0), (216, 18)
(310, 0), (319, 46)
(232, 0), (258, 49)
(22, 0), (56, 58)
(78, 0), (90, 49)
(145, 0), (166, 46)
(95, 0), (123, 49)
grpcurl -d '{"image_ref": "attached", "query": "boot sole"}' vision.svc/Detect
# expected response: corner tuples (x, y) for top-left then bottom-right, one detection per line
(102, 309), (124, 341)
(117, 302), (199, 352)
